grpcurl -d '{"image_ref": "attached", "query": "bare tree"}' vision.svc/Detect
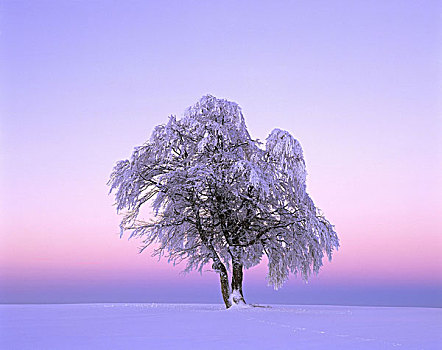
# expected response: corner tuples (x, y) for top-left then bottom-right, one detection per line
(108, 95), (339, 308)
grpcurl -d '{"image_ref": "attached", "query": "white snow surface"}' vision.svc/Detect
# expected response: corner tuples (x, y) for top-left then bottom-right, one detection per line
(1, 303), (440, 349)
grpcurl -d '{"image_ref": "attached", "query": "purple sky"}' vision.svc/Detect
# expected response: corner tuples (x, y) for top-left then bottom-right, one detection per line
(1, 0), (441, 307)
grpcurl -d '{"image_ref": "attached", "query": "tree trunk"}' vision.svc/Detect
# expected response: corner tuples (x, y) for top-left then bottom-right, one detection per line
(213, 261), (232, 309)
(192, 202), (231, 309)
(231, 262), (246, 305)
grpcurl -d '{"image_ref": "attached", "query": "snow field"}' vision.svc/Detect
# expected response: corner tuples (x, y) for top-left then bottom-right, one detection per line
(1, 303), (440, 349)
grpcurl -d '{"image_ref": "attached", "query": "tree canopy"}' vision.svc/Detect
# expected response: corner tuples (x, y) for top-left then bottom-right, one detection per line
(108, 95), (339, 308)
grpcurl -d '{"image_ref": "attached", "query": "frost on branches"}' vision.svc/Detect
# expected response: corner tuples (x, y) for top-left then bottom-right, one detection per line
(108, 95), (339, 308)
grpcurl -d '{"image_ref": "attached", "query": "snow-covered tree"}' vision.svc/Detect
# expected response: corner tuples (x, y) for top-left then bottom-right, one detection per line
(108, 95), (339, 308)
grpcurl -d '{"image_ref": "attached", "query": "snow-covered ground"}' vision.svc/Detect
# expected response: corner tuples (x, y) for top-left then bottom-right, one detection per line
(1, 303), (440, 349)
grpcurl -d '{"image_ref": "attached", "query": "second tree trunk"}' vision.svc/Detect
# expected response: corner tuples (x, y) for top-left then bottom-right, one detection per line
(231, 262), (246, 304)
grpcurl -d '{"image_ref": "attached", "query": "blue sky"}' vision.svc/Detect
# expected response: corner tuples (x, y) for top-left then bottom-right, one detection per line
(1, 0), (441, 306)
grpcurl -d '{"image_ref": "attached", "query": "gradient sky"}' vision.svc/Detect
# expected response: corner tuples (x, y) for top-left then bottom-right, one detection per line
(1, 1), (441, 307)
